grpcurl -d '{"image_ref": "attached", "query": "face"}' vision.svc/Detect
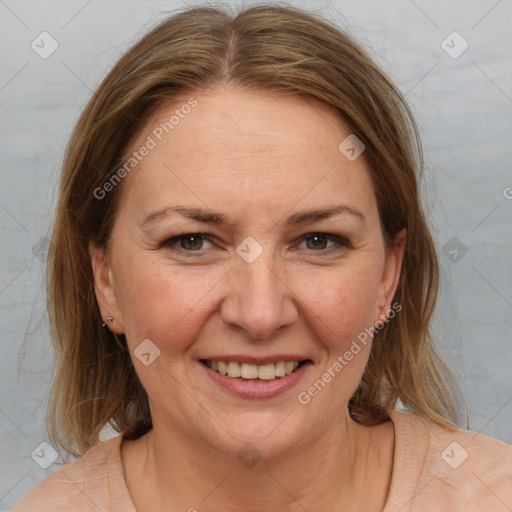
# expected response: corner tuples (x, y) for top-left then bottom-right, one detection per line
(90, 85), (405, 459)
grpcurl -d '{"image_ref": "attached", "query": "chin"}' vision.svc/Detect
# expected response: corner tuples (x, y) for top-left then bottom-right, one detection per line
(204, 410), (308, 462)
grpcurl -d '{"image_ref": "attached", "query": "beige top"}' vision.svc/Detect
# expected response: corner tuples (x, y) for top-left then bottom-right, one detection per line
(13, 410), (512, 511)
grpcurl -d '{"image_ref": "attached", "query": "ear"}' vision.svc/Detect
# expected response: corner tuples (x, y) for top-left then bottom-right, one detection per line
(89, 240), (124, 334)
(374, 228), (406, 326)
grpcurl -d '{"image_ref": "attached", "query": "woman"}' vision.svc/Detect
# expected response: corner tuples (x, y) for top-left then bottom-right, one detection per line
(13, 3), (512, 511)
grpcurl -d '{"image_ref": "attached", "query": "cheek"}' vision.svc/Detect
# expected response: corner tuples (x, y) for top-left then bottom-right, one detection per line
(292, 267), (382, 405)
(113, 252), (227, 352)
(299, 266), (381, 344)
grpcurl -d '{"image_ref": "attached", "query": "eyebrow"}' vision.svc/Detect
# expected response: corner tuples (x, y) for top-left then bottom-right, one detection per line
(142, 204), (365, 228)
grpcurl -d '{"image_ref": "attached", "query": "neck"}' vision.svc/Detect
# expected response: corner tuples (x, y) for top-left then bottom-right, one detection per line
(125, 408), (393, 512)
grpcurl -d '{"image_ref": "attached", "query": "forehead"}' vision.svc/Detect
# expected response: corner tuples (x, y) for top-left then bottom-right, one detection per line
(115, 86), (377, 226)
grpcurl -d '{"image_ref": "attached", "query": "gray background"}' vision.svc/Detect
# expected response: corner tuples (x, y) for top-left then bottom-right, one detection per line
(1, 0), (511, 508)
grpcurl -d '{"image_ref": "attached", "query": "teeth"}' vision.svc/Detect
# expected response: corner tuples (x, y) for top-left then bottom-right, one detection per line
(275, 361), (286, 377)
(240, 363), (258, 379)
(218, 361), (228, 376)
(228, 361), (241, 377)
(258, 364), (275, 380)
(206, 360), (303, 380)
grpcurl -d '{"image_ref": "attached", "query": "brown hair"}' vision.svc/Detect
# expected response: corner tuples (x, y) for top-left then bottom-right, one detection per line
(46, 2), (467, 457)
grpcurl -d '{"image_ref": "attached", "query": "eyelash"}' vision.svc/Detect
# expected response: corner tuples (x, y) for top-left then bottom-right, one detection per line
(160, 232), (352, 255)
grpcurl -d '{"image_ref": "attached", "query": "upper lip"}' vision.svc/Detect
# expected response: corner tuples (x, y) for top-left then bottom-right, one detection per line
(201, 355), (311, 365)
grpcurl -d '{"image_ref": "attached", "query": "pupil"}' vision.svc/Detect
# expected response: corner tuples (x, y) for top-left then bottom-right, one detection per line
(308, 234), (326, 250)
(183, 235), (202, 250)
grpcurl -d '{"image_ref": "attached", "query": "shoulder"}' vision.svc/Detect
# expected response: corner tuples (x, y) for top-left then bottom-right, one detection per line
(385, 410), (512, 512)
(12, 435), (135, 512)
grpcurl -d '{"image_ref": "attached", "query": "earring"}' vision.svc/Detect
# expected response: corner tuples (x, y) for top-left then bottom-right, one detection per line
(102, 316), (113, 327)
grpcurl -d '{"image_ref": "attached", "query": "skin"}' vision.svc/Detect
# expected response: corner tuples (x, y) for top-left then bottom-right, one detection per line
(90, 85), (406, 512)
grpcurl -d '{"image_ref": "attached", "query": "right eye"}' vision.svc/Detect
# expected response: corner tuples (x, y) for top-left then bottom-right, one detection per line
(161, 233), (215, 252)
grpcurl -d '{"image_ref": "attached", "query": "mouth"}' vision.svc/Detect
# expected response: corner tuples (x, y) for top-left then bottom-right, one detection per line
(200, 359), (310, 382)
(199, 357), (313, 399)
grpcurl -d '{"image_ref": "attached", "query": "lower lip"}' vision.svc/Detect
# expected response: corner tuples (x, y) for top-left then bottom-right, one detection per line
(200, 361), (312, 399)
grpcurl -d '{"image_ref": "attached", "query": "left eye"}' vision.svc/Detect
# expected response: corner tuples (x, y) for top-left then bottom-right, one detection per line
(299, 233), (349, 251)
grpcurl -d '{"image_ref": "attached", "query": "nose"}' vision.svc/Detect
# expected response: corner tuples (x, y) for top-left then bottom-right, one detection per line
(220, 247), (298, 339)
